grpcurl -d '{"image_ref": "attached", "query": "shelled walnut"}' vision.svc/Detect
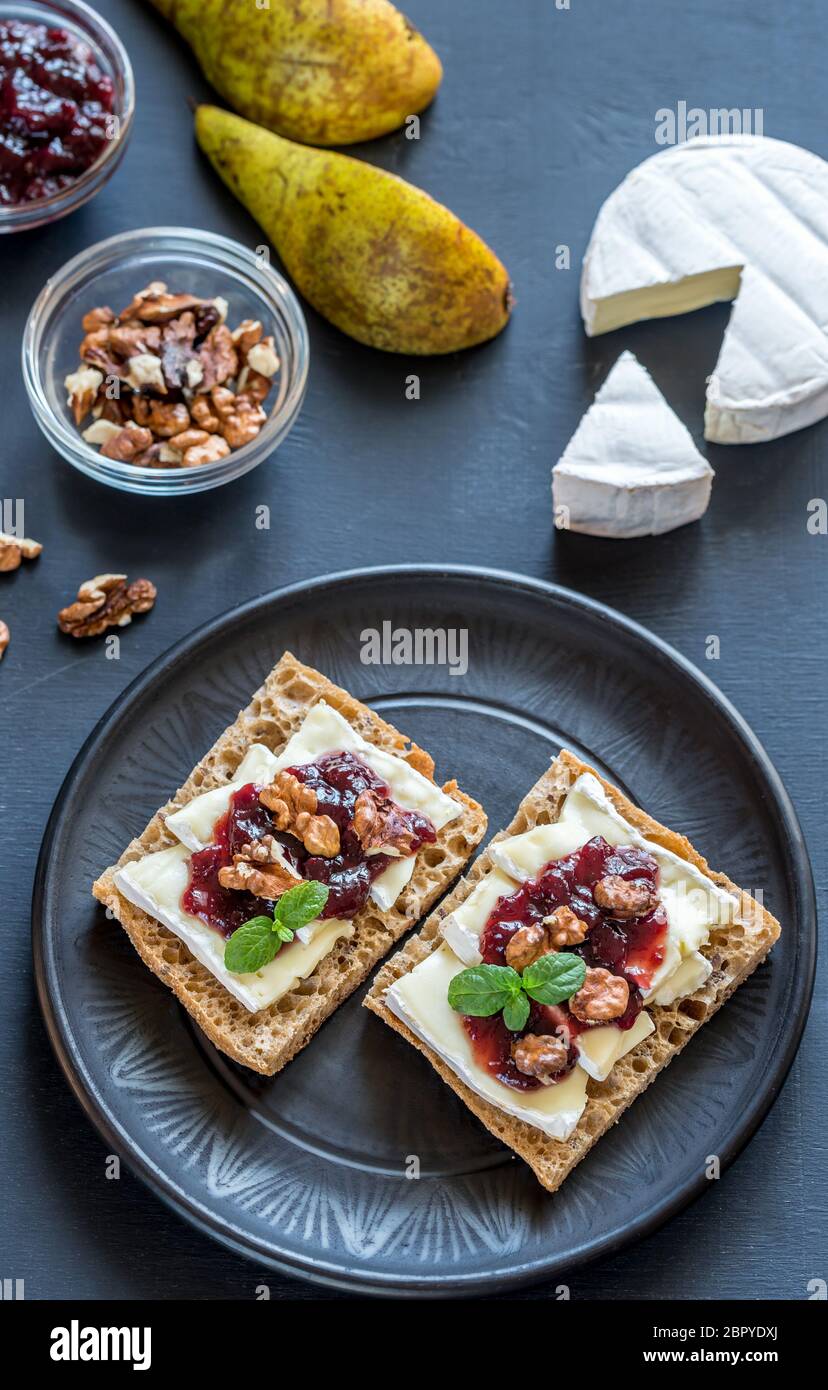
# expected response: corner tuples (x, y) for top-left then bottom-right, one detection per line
(57, 574), (157, 638)
(0, 532), (42, 572)
(64, 283), (281, 470)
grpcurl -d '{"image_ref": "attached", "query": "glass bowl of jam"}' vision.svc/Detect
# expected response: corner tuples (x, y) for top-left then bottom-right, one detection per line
(23, 226), (310, 495)
(0, 0), (134, 233)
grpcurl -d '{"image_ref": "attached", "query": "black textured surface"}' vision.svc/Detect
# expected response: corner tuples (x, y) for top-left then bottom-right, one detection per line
(1, 0), (825, 1300)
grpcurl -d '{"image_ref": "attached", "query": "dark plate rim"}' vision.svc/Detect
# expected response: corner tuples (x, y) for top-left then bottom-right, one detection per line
(32, 564), (817, 1297)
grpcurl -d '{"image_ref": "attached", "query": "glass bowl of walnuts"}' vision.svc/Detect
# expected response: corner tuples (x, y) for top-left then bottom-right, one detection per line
(22, 226), (309, 495)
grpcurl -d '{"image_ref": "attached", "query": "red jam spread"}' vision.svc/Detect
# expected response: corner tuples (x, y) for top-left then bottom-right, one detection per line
(466, 836), (667, 1090)
(182, 750), (436, 939)
(0, 20), (114, 206)
(466, 1003), (578, 1092)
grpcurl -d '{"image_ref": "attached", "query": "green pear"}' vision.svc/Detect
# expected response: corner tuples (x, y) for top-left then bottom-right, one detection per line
(148, 0), (442, 146)
(196, 106), (513, 355)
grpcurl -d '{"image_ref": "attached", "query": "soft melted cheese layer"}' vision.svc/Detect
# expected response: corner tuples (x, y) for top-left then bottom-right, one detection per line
(164, 702), (460, 912)
(385, 944), (590, 1140)
(114, 845), (353, 1012)
(166, 744), (281, 851)
(447, 772), (736, 997)
(576, 1010), (655, 1082)
(386, 771), (730, 1132)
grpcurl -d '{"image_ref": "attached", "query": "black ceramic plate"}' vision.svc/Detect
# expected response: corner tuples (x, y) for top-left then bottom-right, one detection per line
(33, 566), (815, 1296)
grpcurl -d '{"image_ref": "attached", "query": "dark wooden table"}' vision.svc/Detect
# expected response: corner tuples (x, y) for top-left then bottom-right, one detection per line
(2, 0), (824, 1300)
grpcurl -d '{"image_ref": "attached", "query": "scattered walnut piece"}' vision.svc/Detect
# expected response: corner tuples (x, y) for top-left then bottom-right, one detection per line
(81, 306), (115, 333)
(197, 323), (238, 393)
(260, 772), (341, 857)
(119, 283), (206, 324)
(131, 398), (191, 438)
(231, 318), (263, 358)
(543, 904), (590, 947)
(0, 532), (43, 572)
(511, 1033), (569, 1084)
(246, 336), (280, 378)
(190, 396), (220, 433)
(218, 396), (267, 449)
(65, 366), (104, 425)
(235, 367), (273, 404)
(504, 920), (551, 972)
(58, 574), (157, 639)
(180, 434), (231, 468)
(83, 419), (124, 447)
(351, 787), (420, 855)
(569, 967), (630, 1023)
(0, 620), (9, 660)
(218, 837), (298, 900)
(100, 424), (154, 462)
(593, 875), (659, 920)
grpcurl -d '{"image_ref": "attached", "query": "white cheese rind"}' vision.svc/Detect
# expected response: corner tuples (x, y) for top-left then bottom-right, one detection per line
(114, 845), (353, 1012)
(580, 135), (828, 444)
(552, 352), (713, 539)
(384, 945), (590, 1140)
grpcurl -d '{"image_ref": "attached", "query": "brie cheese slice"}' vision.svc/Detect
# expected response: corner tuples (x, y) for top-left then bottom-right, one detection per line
(384, 944), (590, 1140)
(114, 846), (353, 1012)
(553, 352), (713, 538)
(580, 135), (828, 444)
(164, 702), (457, 913)
(439, 770), (736, 1003)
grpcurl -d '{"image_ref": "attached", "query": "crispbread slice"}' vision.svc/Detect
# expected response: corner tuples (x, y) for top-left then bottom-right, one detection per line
(364, 750), (781, 1193)
(92, 651), (486, 1075)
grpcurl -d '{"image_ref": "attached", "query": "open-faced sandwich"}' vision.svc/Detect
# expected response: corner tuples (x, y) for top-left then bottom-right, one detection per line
(93, 652), (486, 1075)
(365, 750), (781, 1192)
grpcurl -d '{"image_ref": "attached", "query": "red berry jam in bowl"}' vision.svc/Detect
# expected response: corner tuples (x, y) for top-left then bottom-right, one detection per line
(0, 2), (133, 232)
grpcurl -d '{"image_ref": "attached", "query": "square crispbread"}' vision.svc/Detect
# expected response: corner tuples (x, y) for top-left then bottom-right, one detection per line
(364, 750), (781, 1194)
(92, 651), (487, 1076)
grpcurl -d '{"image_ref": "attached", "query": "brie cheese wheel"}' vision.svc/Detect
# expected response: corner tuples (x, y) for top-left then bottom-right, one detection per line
(580, 135), (828, 444)
(114, 846), (354, 1012)
(552, 352), (714, 538)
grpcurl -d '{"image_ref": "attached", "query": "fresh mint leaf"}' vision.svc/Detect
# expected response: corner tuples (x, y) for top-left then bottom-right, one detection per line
(224, 916), (279, 975)
(522, 951), (586, 1005)
(273, 879), (330, 934)
(274, 922), (295, 945)
(447, 963), (523, 1017)
(503, 991), (530, 1033)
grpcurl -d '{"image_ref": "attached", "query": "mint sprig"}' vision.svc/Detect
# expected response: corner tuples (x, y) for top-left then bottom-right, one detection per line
(224, 879), (330, 975)
(447, 951), (586, 1031)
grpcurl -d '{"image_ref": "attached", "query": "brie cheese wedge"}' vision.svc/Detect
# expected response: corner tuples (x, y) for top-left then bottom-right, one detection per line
(580, 135), (828, 444)
(552, 351), (714, 538)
